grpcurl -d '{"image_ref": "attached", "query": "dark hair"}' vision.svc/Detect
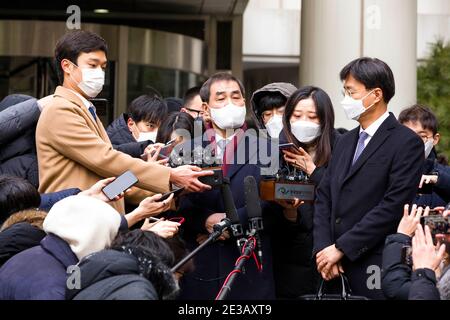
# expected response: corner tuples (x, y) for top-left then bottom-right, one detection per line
(336, 127), (349, 135)
(165, 97), (183, 114)
(398, 104), (438, 135)
(54, 30), (108, 84)
(0, 175), (41, 224)
(282, 86), (335, 167)
(199, 72), (245, 103)
(127, 94), (168, 126)
(156, 112), (194, 144)
(183, 86), (201, 108)
(340, 57), (395, 103)
(254, 92), (287, 125)
(111, 229), (182, 299)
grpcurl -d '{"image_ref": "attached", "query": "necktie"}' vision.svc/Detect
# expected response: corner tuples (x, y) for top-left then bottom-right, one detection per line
(88, 105), (97, 121)
(217, 139), (229, 162)
(352, 131), (369, 165)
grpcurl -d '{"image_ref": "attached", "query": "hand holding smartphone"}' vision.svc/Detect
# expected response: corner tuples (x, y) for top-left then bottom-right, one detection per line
(102, 170), (139, 201)
(157, 187), (185, 202)
(279, 142), (299, 153)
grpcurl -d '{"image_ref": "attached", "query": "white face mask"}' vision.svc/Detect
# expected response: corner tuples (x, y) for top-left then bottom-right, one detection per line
(424, 139), (434, 158)
(70, 62), (105, 98)
(290, 120), (321, 143)
(210, 103), (246, 130)
(265, 114), (283, 138)
(137, 131), (157, 143)
(340, 90), (375, 121)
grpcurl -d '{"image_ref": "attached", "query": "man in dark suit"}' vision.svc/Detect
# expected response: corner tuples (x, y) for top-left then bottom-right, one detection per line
(176, 72), (276, 300)
(313, 57), (424, 299)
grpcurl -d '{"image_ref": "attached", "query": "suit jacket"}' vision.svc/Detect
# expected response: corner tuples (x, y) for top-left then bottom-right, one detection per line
(36, 86), (171, 213)
(313, 113), (423, 299)
(176, 129), (276, 300)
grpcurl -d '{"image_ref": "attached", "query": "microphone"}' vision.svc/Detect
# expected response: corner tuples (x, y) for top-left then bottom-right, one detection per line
(212, 218), (231, 234)
(244, 176), (264, 266)
(221, 177), (244, 239)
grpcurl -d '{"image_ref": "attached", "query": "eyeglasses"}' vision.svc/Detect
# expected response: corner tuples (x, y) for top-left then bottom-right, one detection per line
(185, 108), (204, 117)
(420, 135), (434, 143)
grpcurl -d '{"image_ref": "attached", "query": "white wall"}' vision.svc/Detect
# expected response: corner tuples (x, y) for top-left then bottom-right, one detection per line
(243, 0), (300, 58)
(417, 0), (450, 59)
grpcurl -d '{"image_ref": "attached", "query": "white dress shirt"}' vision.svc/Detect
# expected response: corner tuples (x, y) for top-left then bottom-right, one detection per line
(359, 111), (390, 147)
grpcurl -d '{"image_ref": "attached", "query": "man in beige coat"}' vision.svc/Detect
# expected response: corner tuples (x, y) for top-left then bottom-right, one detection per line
(36, 30), (212, 213)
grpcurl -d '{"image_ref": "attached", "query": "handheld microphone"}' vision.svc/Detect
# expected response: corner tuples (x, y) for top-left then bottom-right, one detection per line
(244, 176), (264, 266)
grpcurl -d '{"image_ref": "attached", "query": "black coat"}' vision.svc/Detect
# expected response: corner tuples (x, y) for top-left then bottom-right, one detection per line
(0, 97), (41, 187)
(313, 113), (424, 299)
(381, 232), (441, 300)
(67, 249), (159, 300)
(381, 233), (412, 299)
(409, 269), (440, 300)
(106, 114), (151, 158)
(176, 132), (277, 300)
(0, 222), (46, 268)
(269, 130), (340, 298)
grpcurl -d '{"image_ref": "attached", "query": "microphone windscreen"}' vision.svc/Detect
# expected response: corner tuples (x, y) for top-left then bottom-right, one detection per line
(221, 183), (240, 224)
(244, 176), (262, 219)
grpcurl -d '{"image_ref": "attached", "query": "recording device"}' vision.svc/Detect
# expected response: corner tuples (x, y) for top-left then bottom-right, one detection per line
(401, 245), (413, 267)
(417, 173), (438, 195)
(260, 161), (315, 202)
(420, 215), (450, 237)
(417, 183), (434, 195)
(169, 140), (224, 188)
(198, 167), (224, 187)
(244, 176), (264, 265)
(102, 170), (139, 201)
(157, 187), (185, 202)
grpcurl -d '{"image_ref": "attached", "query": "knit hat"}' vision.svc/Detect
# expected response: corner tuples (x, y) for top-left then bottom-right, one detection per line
(43, 195), (122, 260)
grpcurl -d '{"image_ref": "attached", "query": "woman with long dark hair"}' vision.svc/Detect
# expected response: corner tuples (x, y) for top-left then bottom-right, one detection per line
(271, 85), (340, 298)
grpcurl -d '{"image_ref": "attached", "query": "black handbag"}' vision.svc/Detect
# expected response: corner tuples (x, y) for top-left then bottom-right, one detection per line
(298, 274), (369, 300)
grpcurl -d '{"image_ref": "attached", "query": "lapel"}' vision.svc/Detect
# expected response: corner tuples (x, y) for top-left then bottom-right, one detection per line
(225, 130), (259, 179)
(336, 127), (360, 186)
(53, 86), (106, 140)
(342, 113), (397, 185)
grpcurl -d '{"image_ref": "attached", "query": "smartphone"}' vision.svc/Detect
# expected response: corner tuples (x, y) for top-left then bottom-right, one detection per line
(157, 187), (185, 202)
(401, 245), (413, 267)
(198, 168), (223, 187)
(102, 170), (139, 200)
(420, 215), (450, 236)
(417, 183), (434, 195)
(279, 142), (297, 153)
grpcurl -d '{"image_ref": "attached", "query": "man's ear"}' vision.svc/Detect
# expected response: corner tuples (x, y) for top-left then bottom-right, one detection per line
(61, 59), (74, 75)
(433, 133), (440, 146)
(373, 88), (383, 104)
(202, 102), (209, 112)
(127, 117), (135, 132)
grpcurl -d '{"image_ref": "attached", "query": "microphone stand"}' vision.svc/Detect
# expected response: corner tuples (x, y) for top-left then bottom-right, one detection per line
(215, 232), (258, 300)
(171, 219), (230, 273)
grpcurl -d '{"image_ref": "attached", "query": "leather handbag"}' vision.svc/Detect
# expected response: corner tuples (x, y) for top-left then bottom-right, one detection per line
(298, 274), (369, 300)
